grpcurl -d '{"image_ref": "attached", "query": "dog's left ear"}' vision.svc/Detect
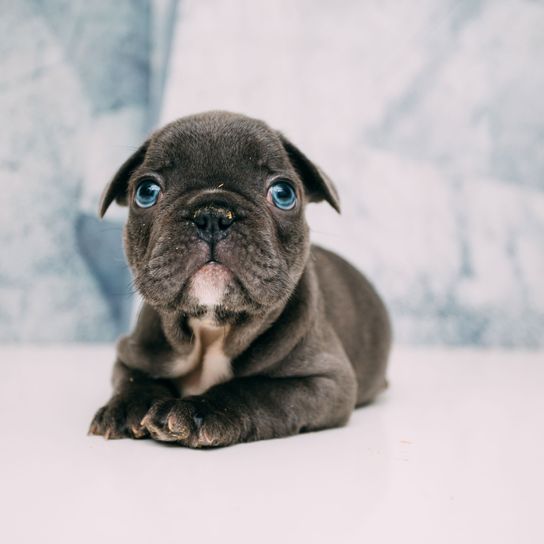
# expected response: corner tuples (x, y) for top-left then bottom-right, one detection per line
(278, 133), (341, 213)
(98, 140), (150, 218)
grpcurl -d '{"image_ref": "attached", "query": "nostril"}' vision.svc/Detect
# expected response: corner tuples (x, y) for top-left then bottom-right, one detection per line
(218, 210), (234, 230)
(193, 212), (211, 231)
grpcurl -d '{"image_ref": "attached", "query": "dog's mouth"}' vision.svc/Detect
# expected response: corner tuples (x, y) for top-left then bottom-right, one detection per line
(192, 260), (233, 286)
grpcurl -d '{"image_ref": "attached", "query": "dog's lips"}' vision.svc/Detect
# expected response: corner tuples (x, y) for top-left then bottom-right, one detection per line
(194, 261), (233, 282)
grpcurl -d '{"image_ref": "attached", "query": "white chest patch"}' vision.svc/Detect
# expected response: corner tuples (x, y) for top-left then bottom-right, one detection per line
(172, 317), (232, 397)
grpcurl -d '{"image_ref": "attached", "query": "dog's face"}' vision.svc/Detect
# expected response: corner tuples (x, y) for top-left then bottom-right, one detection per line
(100, 112), (340, 321)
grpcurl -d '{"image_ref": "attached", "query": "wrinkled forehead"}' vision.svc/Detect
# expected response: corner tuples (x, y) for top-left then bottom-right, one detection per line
(143, 116), (289, 180)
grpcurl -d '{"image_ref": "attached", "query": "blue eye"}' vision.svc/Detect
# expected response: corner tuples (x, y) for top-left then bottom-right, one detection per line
(135, 179), (161, 208)
(268, 181), (297, 210)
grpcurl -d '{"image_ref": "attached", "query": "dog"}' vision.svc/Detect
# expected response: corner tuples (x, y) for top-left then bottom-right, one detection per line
(89, 111), (391, 448)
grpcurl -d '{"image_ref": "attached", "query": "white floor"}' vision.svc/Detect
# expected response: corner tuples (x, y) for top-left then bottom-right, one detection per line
(0, 346), (542, 544)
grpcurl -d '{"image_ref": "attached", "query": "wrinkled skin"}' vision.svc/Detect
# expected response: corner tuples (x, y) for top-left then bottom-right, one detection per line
(89, 111), (391, 448)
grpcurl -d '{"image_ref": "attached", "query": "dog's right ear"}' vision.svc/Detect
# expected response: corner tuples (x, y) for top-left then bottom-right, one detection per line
(99, 140), (150, 218)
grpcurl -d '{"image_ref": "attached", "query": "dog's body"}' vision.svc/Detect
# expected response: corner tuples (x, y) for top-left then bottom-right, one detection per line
(90, 111), (391, 447)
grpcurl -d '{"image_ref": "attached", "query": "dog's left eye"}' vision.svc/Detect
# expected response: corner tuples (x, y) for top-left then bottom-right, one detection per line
(135, 179), (161, 208)
(267, 180), (297, 211)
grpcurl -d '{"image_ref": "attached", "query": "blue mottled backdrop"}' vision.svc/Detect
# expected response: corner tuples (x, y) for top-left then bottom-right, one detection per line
(1, 0), (543, 346)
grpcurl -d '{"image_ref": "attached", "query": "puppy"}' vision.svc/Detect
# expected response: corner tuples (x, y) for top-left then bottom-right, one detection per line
(89, 111), (391, 448)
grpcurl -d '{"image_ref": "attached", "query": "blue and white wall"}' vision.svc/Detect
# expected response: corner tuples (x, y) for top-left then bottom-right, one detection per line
(2, 0), (543, 346)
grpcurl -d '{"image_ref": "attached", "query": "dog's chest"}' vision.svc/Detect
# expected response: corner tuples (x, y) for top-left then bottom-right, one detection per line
(171, 318), (232, 397)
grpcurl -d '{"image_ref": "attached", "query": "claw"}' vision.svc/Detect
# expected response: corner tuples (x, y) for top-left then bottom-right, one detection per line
(88, 407), (106, 436)
(141, 413), (177, 442)
(197, 427), (216, 447)
(139, 414), (152, 429)
(87, 423), (98, 436)
(130, 425), (147, 439)
(166, 414), (190, 439)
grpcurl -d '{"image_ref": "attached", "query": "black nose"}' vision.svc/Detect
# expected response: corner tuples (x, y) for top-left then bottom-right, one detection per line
(192, 207), (235, 242)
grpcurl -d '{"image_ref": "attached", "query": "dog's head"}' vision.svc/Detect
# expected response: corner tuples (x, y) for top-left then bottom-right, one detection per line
(100, 111), (340, 321)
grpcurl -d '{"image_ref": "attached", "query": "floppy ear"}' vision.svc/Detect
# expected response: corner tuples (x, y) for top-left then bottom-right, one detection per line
(278, 133), (341, 213)
(98, 140), (150, 218)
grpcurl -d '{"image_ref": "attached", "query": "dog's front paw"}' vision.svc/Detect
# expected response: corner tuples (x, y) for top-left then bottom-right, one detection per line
(141, 397), (243, 448)
(89, 394), (155, 440)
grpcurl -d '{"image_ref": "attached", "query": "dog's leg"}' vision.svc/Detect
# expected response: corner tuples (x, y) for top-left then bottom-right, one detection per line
(140, 367), (356, 448)
(89, 360), (176, 439)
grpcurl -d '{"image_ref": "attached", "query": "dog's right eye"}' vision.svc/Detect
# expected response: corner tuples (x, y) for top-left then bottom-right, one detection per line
(134, 179), (161, 208)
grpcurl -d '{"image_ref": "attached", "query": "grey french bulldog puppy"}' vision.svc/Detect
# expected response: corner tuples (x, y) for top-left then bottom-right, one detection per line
(89, 111), (391, 448)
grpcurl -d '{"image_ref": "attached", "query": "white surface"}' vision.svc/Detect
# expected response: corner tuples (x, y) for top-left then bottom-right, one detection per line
(0, 346), (542, 544)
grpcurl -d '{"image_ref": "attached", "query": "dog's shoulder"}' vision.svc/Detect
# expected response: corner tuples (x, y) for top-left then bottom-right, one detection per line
(310, 244), (367, 288)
